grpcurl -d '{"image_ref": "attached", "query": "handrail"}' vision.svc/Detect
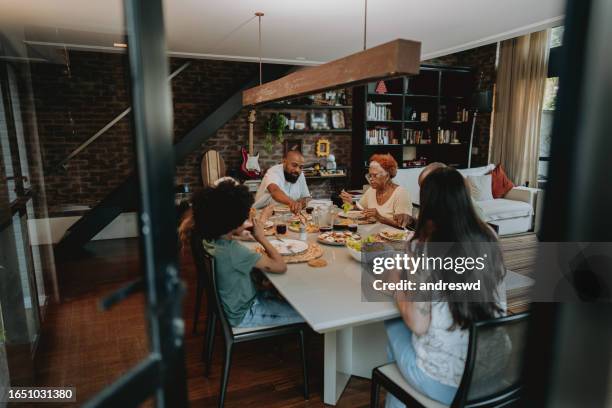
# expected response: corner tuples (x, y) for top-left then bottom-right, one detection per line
(53, 61), (191, 172)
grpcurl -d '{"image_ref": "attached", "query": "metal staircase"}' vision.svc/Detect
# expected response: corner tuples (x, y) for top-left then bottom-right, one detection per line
(54, 64), (291, 258)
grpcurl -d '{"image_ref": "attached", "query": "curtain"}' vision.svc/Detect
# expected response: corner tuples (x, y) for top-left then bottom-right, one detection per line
(490, 30), (550, 187)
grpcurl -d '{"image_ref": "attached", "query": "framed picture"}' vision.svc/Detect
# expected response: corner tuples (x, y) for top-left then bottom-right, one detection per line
(283, 139), (303, 156)
(316, 138), (331, 157)
(309, 111), (329, 130)
(331, 110), (345, 129)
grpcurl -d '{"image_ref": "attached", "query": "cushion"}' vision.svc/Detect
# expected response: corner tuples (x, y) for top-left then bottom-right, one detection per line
(377, 363), (449, 408)
(467, 175), (494, 201)
(489, 165), (514, 198)
(477, 199), (533, 222)
(457, 164), (496, 178)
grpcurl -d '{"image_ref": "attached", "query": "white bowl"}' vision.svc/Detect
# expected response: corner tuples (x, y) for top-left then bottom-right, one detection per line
(346, 245), (364, 263)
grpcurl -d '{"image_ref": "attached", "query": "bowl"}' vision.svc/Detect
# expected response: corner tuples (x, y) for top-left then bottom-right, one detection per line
(346, 244), (364, 263)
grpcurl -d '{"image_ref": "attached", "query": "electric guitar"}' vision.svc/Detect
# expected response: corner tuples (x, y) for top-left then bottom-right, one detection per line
(240, 109), (261, 178)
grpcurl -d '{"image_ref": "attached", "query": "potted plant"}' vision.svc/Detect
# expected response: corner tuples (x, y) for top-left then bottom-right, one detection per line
(263, 113), (288, 154)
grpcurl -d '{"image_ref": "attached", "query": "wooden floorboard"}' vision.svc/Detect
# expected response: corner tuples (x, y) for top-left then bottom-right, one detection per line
(26, 234), (536, 406)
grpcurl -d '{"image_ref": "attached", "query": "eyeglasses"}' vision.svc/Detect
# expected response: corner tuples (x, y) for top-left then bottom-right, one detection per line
(365, 172), (387, 183)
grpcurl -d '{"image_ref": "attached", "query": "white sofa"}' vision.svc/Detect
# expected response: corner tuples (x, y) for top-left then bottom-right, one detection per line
(394, 164), (541, 235)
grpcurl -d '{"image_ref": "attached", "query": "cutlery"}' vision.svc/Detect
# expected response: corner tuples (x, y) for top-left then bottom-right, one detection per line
(275, 234), (296, 255)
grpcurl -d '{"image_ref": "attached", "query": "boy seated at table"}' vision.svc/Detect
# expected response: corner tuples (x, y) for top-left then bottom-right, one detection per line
(188, 180), (304, 328)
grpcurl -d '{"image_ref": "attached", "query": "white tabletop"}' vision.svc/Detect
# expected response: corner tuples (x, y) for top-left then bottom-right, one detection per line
(241, 223), (534, 334)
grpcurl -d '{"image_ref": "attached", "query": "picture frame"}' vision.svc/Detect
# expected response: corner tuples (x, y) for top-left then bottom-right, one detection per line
(316, 138), (331, 157)
(331, 110), (346, 129)
(309, 111), (329, 130)
(283, 139), (303, 156)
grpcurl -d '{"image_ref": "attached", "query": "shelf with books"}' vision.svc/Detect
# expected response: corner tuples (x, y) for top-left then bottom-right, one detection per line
(351, 64), (475, 188)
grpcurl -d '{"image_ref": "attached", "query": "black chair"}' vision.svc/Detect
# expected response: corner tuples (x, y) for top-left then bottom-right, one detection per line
(190, 232), (309, 407)
(371, 312), (530, 408)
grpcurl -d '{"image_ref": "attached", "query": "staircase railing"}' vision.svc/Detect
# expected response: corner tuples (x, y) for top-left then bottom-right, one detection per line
(53, 61), (191, 172)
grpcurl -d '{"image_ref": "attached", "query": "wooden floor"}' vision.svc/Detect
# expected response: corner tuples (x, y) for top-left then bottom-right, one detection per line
(28, 239), (375, 407)
(26, 234), (538, 407)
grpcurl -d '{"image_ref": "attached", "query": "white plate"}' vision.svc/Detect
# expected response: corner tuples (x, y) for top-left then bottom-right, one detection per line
(317, 231), (361, 246)
(273, 205), (291, 213)
(379, 228), (413, 242)
(338, 210), (365, 220)
(268, 239), (308, 255)
(346, 245), (364, 262)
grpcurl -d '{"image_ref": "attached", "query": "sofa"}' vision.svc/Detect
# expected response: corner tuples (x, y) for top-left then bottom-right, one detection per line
(393, 164), (541, 235)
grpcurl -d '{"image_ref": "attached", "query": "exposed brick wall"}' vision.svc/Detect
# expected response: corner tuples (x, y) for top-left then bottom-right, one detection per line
(176, 100), (353, 199)
(30, 52), (258, 213)
(424, 43), (498, 166)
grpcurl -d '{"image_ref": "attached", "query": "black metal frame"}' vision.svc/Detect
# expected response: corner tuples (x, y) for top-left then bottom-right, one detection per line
(522, 0), (612, 405)
(190, 232), (309, 407)
(83, 0), (188, 406)
(370, 312), (530, 408)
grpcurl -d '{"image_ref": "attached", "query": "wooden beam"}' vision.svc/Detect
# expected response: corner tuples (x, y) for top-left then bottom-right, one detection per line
(242, 39), (421, 106)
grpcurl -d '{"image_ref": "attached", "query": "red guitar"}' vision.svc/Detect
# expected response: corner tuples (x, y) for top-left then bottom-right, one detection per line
(240, 110), (261, 179)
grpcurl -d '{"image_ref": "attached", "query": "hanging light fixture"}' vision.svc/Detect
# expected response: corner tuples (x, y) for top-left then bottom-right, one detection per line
(243, 1), (421, 106)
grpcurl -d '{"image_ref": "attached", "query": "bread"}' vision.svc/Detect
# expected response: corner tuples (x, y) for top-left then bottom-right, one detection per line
(308, 259), (327, 268)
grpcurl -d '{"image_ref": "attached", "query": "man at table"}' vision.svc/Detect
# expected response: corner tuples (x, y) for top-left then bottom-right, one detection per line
(254, 150), (311, 214)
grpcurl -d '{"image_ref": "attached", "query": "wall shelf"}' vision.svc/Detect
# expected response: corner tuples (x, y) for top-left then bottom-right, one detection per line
(351, 64), (475, 187)
(263, 104), (352, 110)
(283, 128), (352, 134)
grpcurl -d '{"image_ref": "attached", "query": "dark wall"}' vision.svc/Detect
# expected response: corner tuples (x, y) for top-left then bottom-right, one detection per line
(424, 43), (498, 167)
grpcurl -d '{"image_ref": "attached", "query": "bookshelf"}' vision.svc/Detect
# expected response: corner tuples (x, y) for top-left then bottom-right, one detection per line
(351, 64), (475, 187)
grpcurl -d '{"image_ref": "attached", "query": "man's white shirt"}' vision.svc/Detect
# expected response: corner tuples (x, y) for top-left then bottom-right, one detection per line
(253, 164), (310, 208)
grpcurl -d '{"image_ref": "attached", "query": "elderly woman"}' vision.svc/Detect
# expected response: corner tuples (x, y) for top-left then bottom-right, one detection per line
(341, 153), (413, 228)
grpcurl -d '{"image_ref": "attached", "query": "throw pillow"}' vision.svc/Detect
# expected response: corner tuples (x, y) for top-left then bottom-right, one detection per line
(467, 175), (494, 201)
(489, 164), (514, 198)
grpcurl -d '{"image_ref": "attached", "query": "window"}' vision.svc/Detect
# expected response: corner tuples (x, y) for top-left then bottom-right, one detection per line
(538, 26), (563, 185)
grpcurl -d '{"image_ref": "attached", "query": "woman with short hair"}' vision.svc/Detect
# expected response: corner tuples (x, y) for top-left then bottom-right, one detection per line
(341, 153), (414, 228)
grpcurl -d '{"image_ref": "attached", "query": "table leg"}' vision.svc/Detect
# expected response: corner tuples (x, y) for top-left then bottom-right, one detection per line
(324, 328), (352, 405)
(322, 322), (389, 405)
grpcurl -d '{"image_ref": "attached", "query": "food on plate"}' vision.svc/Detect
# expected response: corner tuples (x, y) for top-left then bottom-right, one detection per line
(379, 229), (411, 241)
(318, 231), (361, 245)
(346, 234), (385, 252)
(289, 222), (319, 233)
(342, 202), (352, 214)
(308, 259), (327, 268)
(274, 205), (291, 213)
(339, 210), (365, 219)
(337, 211), (376, 224)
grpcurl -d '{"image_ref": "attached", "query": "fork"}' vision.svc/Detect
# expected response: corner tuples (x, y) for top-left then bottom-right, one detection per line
(275, 233), (296, 255)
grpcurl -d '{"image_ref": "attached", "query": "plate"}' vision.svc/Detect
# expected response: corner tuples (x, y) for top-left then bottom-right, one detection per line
(268, 239), (309, 255)
(274, 205), (291, 213)
(288, 223), (319, 233)
(338, 210), (365, 220)
(379, 228), (413, 242)
(317, 231), (361, 246)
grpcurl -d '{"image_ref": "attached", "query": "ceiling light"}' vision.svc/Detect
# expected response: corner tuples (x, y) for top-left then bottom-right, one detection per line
(113, 42), (127, 48)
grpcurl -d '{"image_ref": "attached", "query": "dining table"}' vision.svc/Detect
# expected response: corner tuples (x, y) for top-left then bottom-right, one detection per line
(241, 220), (535, 405)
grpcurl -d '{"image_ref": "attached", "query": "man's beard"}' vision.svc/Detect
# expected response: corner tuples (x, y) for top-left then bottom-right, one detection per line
(284, 170), (300, 183)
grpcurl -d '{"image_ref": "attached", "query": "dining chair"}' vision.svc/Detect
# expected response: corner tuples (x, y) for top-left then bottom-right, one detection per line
(190, 232), (310, 408)
(370, 312), (530, 408)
